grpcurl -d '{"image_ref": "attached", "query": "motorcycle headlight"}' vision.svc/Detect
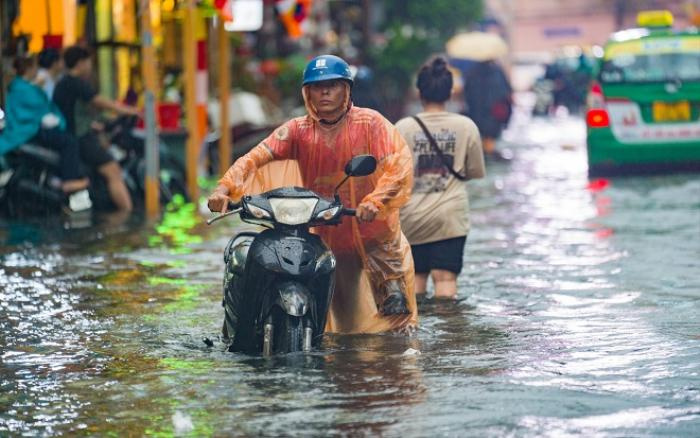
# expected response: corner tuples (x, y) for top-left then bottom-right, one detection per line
(268, 198), (318, 225)
(246, 203), (271, 219)
(315, 206), (340, 221)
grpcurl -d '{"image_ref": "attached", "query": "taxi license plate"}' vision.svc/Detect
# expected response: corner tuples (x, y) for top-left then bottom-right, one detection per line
(653, 100), (691, 122)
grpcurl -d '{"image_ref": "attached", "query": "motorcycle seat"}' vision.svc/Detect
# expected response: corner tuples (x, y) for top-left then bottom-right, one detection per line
(16, 143), (61, 167)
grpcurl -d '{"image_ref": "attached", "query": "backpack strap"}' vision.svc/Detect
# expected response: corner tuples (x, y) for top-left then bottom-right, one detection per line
(412, 116), (467, 181)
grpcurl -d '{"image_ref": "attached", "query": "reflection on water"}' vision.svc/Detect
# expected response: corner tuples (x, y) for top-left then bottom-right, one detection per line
(1, 114), (699, 436)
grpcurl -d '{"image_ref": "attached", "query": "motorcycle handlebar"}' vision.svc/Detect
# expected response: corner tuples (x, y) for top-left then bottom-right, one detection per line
(209, 199), (354, 226)
(105, 114), (138, 132)
(206, 201), (242, 225)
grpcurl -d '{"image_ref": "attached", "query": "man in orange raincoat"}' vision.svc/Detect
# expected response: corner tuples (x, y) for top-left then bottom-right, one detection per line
(207, 55), (417, 333)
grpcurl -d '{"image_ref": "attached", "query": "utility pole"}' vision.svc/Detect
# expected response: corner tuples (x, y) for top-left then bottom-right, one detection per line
(217, 19), (231, 177)
(183, 0), (199, 201)
(140, 0), (159, 217)
(361, 0), (371, 63)
(0, 0), (5, 106)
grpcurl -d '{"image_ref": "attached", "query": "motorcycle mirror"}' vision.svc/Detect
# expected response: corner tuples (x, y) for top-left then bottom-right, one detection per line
(334, 155), (377, 195)
(344, 155), (377, 177)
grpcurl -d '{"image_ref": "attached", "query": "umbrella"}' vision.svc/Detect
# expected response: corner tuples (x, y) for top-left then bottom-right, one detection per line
(446, 31), (508, 61)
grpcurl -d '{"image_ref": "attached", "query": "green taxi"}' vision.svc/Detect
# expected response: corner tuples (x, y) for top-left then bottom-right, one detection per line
(587, 10), (700, 176)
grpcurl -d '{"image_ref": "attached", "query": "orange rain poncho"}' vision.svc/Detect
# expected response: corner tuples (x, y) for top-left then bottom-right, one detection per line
(218, 92), (417, 334)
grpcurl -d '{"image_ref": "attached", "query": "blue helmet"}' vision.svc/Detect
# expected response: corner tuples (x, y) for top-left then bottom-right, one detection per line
(302, 55), (353, 86)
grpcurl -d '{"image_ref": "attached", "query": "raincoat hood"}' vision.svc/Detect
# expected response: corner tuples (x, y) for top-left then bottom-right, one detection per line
(301, 82), (352, 125)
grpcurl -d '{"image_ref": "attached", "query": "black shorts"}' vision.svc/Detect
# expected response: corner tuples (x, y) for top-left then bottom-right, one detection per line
(411, 236), (467, 275)
(79, 132), (114, 168)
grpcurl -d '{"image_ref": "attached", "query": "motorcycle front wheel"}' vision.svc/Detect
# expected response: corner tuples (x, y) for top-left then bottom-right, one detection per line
(270, 308), (304, 354)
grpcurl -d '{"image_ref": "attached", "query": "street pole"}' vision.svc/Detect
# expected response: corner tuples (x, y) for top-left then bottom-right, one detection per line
(361, 0), (370, 63)
(217, 19), (231, 177)
(183, 0), (199, 201)
(140, 0), (159, 217)
(0, 1), (5, 106)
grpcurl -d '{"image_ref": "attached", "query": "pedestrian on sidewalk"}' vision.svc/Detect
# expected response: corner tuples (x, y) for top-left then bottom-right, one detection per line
(397, 56), (486, 300)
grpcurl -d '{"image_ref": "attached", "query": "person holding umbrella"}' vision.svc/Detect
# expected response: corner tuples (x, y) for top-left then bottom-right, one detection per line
(447, 32), (512, 158)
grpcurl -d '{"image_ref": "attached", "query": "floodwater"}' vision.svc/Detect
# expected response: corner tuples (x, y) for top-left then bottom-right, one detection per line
(2, 112), (700, 437)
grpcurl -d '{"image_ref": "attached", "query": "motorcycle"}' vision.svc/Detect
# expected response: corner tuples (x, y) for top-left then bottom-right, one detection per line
(0, 113), (188, 218)
(105, 115), (188, 206)
(207, 154), (377, 355)
(0, 105), (93, 217)
(0, 141), (93, 217)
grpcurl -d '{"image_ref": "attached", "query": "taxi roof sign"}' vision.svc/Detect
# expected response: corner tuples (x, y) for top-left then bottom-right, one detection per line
(637, 10), (673, 28)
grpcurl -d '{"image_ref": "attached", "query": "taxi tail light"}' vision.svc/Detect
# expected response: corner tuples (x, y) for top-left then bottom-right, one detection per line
(587, 108), (610, 128)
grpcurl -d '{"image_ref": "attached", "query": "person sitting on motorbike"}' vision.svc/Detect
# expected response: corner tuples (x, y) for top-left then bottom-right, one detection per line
(53, 46), (138, 212)
(207, 55), (418, 333)
(0, 55), (88, 194)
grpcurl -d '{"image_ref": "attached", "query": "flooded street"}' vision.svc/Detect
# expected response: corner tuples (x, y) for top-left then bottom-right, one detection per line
(2, 111), (699, 436)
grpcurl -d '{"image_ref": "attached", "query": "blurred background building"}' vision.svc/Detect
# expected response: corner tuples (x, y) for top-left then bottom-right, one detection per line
(1, 0), (698, 119)
(485, 0), (700, 90)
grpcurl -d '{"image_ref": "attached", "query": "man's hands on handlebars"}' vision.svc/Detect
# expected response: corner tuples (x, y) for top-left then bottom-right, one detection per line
(207, 185), (231, 214)
(356, 201), (378, 223)
(208, 184), (378, 222)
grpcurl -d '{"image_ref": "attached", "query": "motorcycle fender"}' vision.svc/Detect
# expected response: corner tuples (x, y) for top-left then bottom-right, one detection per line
(225, 232), (257, 274)
(273, 282), (310, 317)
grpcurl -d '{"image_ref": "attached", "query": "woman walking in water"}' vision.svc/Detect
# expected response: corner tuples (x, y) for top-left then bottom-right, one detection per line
(397, 56), (486, 300)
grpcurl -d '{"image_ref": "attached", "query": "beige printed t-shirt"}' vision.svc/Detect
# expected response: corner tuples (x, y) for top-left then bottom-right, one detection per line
(396, 111), (485, 245)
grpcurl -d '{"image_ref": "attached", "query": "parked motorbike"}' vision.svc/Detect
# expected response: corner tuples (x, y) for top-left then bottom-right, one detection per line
(0, 106), (92, 217)
(0, 113), (188, 218)
(208, 154), (377, 355)
(0, 141), (93, 217)
(105, 115), (188, 206)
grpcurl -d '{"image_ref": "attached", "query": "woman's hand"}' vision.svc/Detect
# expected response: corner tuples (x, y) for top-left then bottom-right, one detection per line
(207, 186), (231, 213)
(356, 201), (379, 223)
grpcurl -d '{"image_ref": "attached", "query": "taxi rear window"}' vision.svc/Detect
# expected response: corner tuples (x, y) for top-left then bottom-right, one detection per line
(600, 36), (700, 84)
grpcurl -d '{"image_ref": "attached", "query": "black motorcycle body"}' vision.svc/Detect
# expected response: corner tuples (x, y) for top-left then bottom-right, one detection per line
(0, 142), (101, 217)
(210, 155), (377, 355)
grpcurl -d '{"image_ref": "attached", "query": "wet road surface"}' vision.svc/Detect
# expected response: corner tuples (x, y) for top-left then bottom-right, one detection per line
(1, 113), (699, 436)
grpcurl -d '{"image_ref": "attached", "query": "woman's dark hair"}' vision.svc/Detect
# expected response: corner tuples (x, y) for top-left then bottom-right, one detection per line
(13, 55), (37, 76)
(38, 48), (61, 69)
(63, 46), (91, 69)
(416, 56), (453, 103)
